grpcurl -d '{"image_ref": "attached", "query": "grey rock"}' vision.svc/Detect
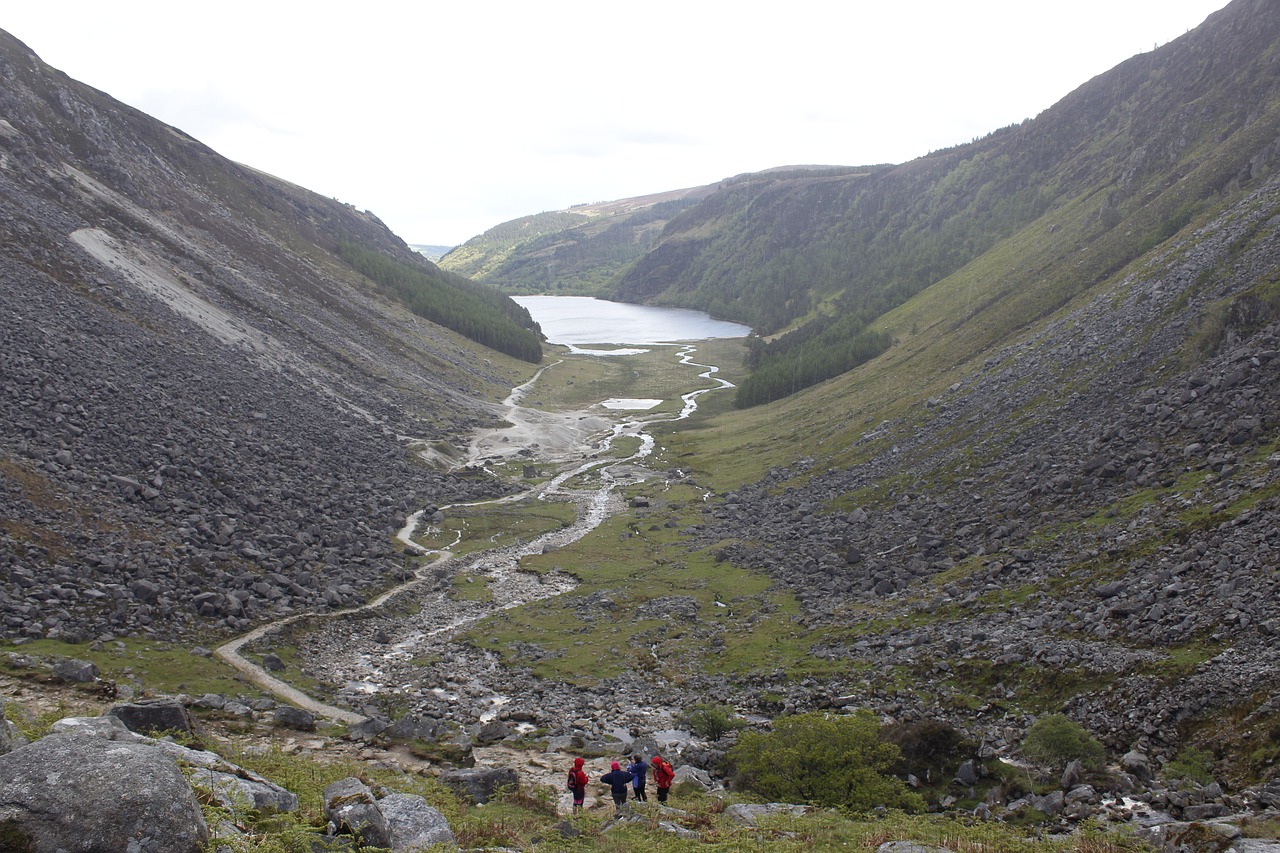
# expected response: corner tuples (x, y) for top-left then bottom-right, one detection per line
(0, 733), (208, 852)
(1061, 759), (1085, 789)
(724, 802), (810, 826)
(0, 698), (25, 755)
(273, 705), (317, 731)
(323, 777), (391, 849)
(348, 716), (390, 741)
(474, 719), (513, 745)
(201, 769), (300, 814)
(50, 714), (142, 741)
(51, 657), (99, 683)
(379, 792), (456, 851)
(1122, 749), (1154, 783)
(384, 715), (444, 742)
(439, 766), (518, 804)
(107, 698), (199, 738)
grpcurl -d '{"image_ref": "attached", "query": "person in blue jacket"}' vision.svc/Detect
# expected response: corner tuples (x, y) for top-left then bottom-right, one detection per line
(600, 760), (634, 812)
(627, 753), (649, 801)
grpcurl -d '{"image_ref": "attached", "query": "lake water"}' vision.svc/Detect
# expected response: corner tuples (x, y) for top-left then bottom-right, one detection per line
(513, 295), (751, 346)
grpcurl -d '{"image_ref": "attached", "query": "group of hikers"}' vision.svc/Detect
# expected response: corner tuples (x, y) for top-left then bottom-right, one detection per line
(566, 752), (676, 813)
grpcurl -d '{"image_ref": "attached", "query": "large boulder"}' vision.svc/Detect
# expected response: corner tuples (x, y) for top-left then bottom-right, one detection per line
(724, 803), (810, 826)
(323, 777), (391, 849)
(273, 705), (317, 732)
(0, 733), (208, 852)
(379, 792), (456, 851)
(107, 698), (199, 739)
(50, 658), (99, 683)
(155, 741), (299, 814)
(439, 766), (518, 804)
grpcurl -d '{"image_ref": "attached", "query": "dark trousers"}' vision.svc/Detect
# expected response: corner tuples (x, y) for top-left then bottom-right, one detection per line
(633, 784), (647, 801)
(657, 786), (670, 803)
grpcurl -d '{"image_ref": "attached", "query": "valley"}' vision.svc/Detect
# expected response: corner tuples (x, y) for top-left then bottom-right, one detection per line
(230, 339), (749, 737)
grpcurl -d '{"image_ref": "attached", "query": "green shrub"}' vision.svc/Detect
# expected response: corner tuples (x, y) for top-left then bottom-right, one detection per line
(1163, 746), (1216, 784)
(1021, 714), (1105, 770)
(679, 703), (746, 741)
(727, 710), (925, 812)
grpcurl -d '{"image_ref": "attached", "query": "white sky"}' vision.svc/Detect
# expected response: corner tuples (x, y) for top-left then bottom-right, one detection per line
(4, 1), (1228, 246)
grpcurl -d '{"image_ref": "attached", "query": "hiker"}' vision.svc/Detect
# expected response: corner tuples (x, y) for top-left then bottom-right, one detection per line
(600, 760), (634, 812)
(566, 756), (589, 814)
(651, 753), (675, 803)
(628, 753), (649, 801)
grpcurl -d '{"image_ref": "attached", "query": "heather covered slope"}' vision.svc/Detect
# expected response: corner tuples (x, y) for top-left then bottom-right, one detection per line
(438, 185), (714, 295)
(610, 0), (1280, 406)
(0, 30), (532, 642)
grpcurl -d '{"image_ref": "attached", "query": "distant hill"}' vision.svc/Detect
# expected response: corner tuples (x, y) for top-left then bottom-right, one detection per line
(438, 185), (716, 294)
(410, 243), (454, 262)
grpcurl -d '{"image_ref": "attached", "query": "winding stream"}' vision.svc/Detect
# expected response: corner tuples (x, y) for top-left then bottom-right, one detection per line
(215, 344), (732, 722)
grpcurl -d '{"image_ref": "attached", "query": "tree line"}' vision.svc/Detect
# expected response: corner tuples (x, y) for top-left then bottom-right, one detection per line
(337, 240), (543, 363)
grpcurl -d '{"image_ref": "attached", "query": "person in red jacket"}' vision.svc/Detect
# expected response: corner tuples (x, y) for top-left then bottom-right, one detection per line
(651, 753), (675, 803)
(566, 756), (589, 814)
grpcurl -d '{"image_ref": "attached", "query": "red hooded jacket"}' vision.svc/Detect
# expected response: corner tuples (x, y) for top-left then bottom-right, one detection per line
(651, 755), (675, 788)
(567, 757), (589, 790)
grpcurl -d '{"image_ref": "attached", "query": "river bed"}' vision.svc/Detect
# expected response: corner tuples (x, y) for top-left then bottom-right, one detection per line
(268, 342), (735, 733)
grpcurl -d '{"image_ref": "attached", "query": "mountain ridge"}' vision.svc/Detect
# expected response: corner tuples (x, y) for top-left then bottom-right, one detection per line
(0, 27), (531, 643)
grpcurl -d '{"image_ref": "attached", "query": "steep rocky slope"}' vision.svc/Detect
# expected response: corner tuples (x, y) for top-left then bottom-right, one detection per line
(0, 30), (522, 643)
(649, 5), (1280, 773)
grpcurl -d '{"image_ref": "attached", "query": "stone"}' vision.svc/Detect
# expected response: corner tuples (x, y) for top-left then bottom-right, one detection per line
(0, 733), (208, 852)
(1121, 749), (1154, 783)
(50, 658), (99, 683)
(107, 699), (199, 739)
(50, 715), (141, 741)
(474, 719), (513, 745)
(378, 792), (456, 851)
(274, 705), (317, 732)
(439, 766), (518, 804)
(0, 698), (25, 756)
(347, 716), (390, 741)
(383, 715), (443, 742)
(724, 802), (810, 826)
(150, 740), (299, 814)
(955, 759), (980, 786)
(323, 777), (391, 849)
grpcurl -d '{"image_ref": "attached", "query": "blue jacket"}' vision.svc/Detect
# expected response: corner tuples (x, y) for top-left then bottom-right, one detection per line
(628, 760), (649, 788)
(600, 769), (634, 796)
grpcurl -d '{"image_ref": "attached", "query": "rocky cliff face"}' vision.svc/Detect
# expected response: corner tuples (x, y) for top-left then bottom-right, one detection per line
(0, 30), (513, 642)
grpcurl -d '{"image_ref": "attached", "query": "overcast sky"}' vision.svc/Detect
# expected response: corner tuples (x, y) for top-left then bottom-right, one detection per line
(5, 1), (1228, 246)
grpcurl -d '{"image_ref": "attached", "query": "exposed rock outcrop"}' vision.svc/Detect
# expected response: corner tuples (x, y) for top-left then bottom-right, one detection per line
(0, 733), (209, 852)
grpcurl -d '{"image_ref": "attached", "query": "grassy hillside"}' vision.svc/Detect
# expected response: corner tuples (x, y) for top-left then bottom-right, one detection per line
(439, 187), (714, 294)
(609, 0), (1280, 407)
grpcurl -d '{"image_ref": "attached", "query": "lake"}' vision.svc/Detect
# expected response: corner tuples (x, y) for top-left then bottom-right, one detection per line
(513, 295), (751, 347)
